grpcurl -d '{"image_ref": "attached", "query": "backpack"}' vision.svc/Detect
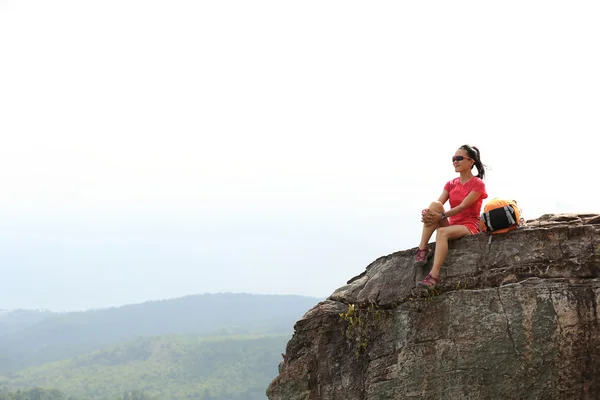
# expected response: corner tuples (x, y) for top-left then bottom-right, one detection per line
(480, 199), (522, 234)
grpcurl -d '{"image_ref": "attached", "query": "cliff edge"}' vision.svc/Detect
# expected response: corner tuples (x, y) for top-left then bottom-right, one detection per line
(267, 213), (600, 400)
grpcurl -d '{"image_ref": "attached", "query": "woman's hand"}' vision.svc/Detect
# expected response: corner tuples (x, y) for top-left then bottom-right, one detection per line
(421, 208), (442, 227)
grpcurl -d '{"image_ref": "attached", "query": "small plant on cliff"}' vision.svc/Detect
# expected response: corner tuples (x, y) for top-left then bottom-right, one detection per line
(339, 302), (389, 357)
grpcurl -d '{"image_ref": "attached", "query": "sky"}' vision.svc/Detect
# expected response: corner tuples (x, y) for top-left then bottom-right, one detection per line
(1, 0), (599, 311)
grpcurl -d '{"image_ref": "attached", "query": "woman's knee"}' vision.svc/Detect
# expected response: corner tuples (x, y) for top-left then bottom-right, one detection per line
(428, 201), (444, 212)
(436, 227), (449, 239)
(437, 225), (470, 241)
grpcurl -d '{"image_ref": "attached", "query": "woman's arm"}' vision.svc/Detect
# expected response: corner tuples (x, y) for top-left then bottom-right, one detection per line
(437, 190), (449, 204)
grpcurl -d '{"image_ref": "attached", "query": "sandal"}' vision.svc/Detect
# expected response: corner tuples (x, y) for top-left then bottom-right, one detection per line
(413, 248), (433, 268)
(416, 273), (440, 289)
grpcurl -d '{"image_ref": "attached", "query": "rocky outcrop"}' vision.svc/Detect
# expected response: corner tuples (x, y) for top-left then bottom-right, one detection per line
(267, 213), (600, 400)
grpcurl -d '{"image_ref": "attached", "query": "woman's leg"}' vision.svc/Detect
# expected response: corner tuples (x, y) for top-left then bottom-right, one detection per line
(418, 201), (449, 249)
(429, 225), (471, 278)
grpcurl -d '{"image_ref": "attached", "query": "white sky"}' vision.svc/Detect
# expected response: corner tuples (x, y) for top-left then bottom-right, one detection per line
(1, 0), (599, 311)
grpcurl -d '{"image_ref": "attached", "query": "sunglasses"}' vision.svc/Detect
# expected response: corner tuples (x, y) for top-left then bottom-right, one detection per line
(452, 155), (472, 162)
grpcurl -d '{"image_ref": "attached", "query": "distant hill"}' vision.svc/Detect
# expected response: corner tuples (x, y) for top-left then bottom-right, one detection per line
(0, 293), (321, 373)
(0, 334), (288, 400)
(0, 309), (53, 336)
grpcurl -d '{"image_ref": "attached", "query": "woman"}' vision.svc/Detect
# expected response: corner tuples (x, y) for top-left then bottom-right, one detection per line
(414, 144), (488, 289)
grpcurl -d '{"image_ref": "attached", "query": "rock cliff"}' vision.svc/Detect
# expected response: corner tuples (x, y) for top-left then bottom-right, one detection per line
(267, 213), (600, 400)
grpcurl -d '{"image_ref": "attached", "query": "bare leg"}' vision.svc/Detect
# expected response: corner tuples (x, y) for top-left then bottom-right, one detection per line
(419, 201), (448, 249)
(429, 225), (471, 278)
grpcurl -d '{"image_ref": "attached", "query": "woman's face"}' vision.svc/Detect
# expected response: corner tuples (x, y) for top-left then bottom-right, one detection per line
(452, 149), (474, 173)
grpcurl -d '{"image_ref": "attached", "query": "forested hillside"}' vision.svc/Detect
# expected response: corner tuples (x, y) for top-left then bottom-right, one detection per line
(1, 334), (288, 400)
(0, 387), (152, 400)
(0, 293), (321, 399)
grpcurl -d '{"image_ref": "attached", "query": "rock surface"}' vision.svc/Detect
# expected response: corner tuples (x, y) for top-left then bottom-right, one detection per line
(266, 213), (600, 400)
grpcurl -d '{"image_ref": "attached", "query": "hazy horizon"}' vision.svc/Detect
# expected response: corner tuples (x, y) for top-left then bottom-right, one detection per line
(2, 1), (599, 312)
(0, 291), (327, 313)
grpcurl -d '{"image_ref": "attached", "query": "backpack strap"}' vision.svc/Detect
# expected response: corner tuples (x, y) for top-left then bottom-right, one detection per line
(483, 212), (493, 231)
(504, 206), (517, 225)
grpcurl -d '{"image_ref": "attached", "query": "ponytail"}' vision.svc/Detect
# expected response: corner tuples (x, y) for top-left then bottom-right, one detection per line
(460, 144), (486, 180)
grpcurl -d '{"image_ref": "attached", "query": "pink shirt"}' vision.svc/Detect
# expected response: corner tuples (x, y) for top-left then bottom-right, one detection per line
(444, 177), (488, 233)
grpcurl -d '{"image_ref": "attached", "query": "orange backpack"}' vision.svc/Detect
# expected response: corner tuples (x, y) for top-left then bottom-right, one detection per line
(480, 199), (522, 234)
